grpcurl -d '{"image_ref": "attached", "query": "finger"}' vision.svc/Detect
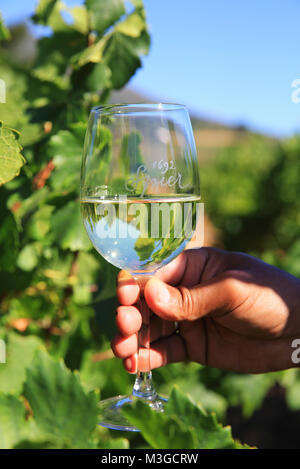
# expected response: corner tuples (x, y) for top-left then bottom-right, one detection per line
(155, 251), (188, 285)
(117, 270), (139, 306)
(116, 306), (142, 336)
(117, 305), (176, 342)
(123, 334), (188, 373)
(113, 320), (175, 359)
(157, 247), (232, 287)
(149, 315), (176, 342)
(111, 333), (137, 359)
(123, 355), (138, 374)
(144, 272), (240, 322)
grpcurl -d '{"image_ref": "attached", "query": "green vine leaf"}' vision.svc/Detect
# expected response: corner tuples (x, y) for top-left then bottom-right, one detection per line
(47, 124), (85, 192)
(115, 9), (146, 37)
(0, 122), (25, 186)
(85, 0), (125, 35)
(24, 350), (99, 449)
(33, 0), (89, 34)
(51, 200), (91, 251)
(122, 399), (198, 449)
(0, 394), (26, 449)
(0, 333), (42, 395)
(32, 0), (58, 24)
(71, 36), (108, 68)
(123, 386), (252, 449)
(104, 32), (141, 90)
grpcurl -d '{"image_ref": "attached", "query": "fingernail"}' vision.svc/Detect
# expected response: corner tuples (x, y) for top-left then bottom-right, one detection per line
(150, 278), (170, 304)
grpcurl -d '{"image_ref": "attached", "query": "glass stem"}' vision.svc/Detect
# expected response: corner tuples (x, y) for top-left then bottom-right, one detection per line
(132, 275), (158, 401)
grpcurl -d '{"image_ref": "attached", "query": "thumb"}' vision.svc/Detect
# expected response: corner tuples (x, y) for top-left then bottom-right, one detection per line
(144, 275), (237, 321)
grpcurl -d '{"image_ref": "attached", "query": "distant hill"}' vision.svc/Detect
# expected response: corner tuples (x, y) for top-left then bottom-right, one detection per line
(110, 87), (256, 161)
(110, 87), (230, 130)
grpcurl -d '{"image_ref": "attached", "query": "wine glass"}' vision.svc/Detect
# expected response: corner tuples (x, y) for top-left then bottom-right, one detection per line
(80, 103), (201, 431)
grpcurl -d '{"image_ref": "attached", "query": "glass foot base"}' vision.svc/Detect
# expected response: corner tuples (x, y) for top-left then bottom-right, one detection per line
(98, 394), (168, 432)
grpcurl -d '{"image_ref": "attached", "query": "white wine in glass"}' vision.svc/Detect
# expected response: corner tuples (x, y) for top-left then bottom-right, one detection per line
(80, 103), (201, 431)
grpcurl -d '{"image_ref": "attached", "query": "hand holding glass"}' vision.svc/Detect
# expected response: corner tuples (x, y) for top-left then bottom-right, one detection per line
(80, 103), (200, 431)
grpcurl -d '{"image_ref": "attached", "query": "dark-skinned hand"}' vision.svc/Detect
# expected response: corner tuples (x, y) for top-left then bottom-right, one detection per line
(112, 247), (300, 374)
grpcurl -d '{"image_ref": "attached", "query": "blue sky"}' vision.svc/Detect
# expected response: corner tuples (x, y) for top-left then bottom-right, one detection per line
(2, 0), (300, 136)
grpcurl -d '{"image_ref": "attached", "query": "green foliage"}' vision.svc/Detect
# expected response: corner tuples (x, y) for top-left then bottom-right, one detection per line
(123, 387), (250, 449)
(47, 128), (83, 192)
(24, 350), (99, 448)
(51, 201), (91, 251)
(86, 0), (125, 34)
(0, 202), (19, 271)
(202, 134), (300, 267)
(0, 122), (25, 186)
(0, 345), (131, 449)
(0, 394), (26, 449)
(217, 371), (282, 418)
(0, 0), (148, 448)
(0, 333), (42, 394)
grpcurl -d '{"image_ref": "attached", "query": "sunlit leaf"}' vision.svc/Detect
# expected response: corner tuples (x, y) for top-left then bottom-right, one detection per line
(71, 37), (107, 68)
(0, 332), (42, 394)
(24, 350), (98, 448)
(86, 0), (125, 34)
(33, 0), (88, 34)
(104, 32), (142, 89)
(0, 395), (26, 449)
(27, 205), (54, 241)
(165, 387), (239, 449)
(122, 399), (197, 449)
(32, 0), (58, 24)
(69, 5), (89, 35)
(48, 127), (84, 192)
(85, 63), (112, 92)
(51, 201), (91, 251)
(17, 244), (40, 272)
(0, 122), (25, 186)
(115, 10), (145, 37)
(123, 386), (251, 449)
